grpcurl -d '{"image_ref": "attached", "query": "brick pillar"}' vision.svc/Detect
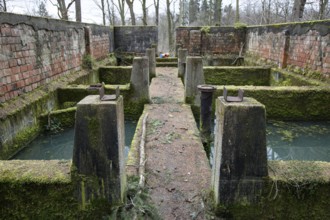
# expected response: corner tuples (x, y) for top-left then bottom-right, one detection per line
(212, 97), (268, 205)
(72, 95), (126, 208)
(84, 26), (92, 58)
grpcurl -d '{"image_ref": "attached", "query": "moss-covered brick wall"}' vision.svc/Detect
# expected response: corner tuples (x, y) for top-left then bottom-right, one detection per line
(114, 26), (158, 54)
(0, 70), (92, 160)
(212, 86), (330, 121)
(204, 66), (271, 86)
(99, 66), (132, 84)
(216, 160), (330, 219)
(176, 26), (246, 56)
(246, 20), (330, 82)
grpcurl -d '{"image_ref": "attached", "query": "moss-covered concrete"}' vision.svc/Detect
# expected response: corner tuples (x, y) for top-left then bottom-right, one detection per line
(99, 66), (132, 84)
(156, 57), (178, 63)
(204, 66), (271, 86)
(39, 107), (77, 130)
(57, 84), (146, 120)
(270, 68), (326, 86)
(215, 160), (330, 219)
(212, 86), (330, 121)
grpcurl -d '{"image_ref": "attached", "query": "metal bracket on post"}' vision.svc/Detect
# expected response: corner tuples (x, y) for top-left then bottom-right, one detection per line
(88, 82), (120, 101)
(223, 87), (244, 102)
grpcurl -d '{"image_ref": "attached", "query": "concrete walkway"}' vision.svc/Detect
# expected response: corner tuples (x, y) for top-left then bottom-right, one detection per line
(145, 67), (212, 219)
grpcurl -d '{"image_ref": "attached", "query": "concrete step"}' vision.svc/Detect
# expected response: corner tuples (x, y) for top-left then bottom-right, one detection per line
(156, 57), (178, 63)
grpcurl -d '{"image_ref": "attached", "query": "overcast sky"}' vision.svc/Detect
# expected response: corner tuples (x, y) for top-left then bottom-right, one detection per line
(6, 0), (236, 25)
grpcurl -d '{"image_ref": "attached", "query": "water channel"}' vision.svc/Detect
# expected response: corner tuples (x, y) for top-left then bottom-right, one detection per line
(12, 121), (137, 160)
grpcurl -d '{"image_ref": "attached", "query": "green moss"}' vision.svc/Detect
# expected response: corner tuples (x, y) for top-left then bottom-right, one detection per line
(0, 125), (40, 160)
(39, 107), (77, 131)
(213, 86), (330, 121)
(82, 54), (93, 69)
(99, 66), (132, 84)
(212, 161), (330, 219)
(204, 66), (271, 86)
(200, 26), (211, 34)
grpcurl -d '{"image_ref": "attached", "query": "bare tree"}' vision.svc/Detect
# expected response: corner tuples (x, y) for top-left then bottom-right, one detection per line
(235, 0), (240, 23)
(166, 0), (175, 52)
(93, 0), (107, 25)
(107, 0), (114, 25)
(114, 0), (126, 25)
(140, 0), (148, 25)
(49, 0), (76, 20)
(153, 0), (160, 25)
(126, 0), (136, 25)
(0, 0), (7, 12)
(292, 0), (307, 21)
(75, 0), (81, 22)
(32, 0), (50, 17)
(214, 0), (222, 25)
(319, 0), (329, 19)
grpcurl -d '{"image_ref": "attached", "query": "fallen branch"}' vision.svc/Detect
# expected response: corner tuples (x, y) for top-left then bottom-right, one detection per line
(139, 113), (148, 188)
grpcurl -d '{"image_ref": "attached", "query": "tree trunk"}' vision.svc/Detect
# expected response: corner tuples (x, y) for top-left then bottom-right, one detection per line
(118, 0), (126, 25)
(319, 0), (329, 20)
(166, 0), (173, 52)
(126, 0), (136, 25)
(153, 0), (159, 25)
(292, 0), (307, 21)
(75, 0), (81, 22)
(141, 0), (147, 25)
(214, 0), (222, 25)
(106, 0), (113, 25)
(235, 0), (239, 23)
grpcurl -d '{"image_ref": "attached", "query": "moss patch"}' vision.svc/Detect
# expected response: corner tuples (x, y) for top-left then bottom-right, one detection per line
(204, 66), (271, 86)
(214, 160), (330, 219)
(39, 107), (77, 131)
(99, 66), (132, 84)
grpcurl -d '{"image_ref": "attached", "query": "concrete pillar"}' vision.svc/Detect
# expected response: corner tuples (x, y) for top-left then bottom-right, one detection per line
(178, 48), (188, 81)
(146, 48), (156, 80)
(212, 97), (268, 205)
(184, 56), (204, 106)
(72, 95), (126, 207)
(130, 57), (150, 101)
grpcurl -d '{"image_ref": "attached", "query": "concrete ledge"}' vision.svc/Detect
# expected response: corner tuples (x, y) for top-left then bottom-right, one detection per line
(0, 160), (71, 183)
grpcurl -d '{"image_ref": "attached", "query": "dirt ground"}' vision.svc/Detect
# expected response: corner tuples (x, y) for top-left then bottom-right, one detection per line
(145, 67), (215, 219)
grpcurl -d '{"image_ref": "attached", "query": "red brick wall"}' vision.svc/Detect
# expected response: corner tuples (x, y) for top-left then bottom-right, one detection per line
(246, 21), (330, 80)
(176, 27), (246, 56)
(0, 13), (114, 103)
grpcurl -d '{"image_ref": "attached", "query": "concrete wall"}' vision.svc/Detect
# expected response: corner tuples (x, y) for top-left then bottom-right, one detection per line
(246, 20), (330, 80)
(114, 26), (158, 54)
(0, 13), (114, 103)
(176, 26), (246, 56)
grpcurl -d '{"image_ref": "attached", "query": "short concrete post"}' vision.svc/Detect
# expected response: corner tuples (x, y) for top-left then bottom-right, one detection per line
(72, 95), (126, 207)
(198, 85), (216, 150)
(130, 57), (150, 101)
(212, 97), (268, 205)
(146, 48), (156, 80)
(185, 56), (204, 106)
(178, 48), (188, 81)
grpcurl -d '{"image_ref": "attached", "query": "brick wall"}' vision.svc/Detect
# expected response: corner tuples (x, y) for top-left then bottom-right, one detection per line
(176, 27), (246, 56)
(246, 20), (330, 80)
(0, 13), (114, 103)
(114, 26), (158, 54)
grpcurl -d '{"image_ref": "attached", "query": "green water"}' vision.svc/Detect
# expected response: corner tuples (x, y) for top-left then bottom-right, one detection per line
(210, 121), (330, 166)
(266, 121), (330, 162)
(12, 121), (137, 160)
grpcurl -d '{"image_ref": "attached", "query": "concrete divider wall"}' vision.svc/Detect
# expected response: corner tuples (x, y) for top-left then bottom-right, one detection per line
(213, 86), (330, 121)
